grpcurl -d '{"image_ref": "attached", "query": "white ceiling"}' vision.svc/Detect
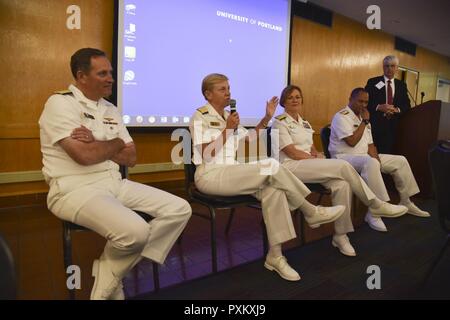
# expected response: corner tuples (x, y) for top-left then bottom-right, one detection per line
(307, 0), (450, 58)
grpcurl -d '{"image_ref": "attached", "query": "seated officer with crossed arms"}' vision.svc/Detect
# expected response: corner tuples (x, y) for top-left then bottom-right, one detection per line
(39, 48), (191, 299)
(190, 73), (345, 282)
(329, 87), (430, 233)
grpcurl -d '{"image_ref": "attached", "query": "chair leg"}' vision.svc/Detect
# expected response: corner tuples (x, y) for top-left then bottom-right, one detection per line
(317, 193), (324, 205)
(225, 208), (235, 235)
(152, 262), (160, 291)
(261, 220), (269, 255)
(176, 231), (184, 245)
(296, 210), (306, 246)
(208, 206), (218, 273)
(62, 222), (75, 300)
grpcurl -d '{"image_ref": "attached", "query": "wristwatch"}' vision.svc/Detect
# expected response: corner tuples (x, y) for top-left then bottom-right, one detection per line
(362, 119), (370, 125)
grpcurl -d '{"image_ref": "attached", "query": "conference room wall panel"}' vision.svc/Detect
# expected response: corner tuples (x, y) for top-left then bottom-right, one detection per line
(1, 1), (450, 196)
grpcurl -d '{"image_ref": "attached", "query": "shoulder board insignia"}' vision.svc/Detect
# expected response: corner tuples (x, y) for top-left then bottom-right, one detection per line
(339, 110), (349, 115)
(275, 115), (287, 121)
(197, 106), (209, 114)
(54, 90), (72, 95)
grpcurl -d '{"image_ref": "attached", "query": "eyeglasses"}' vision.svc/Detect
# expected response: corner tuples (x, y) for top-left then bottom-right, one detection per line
(384, 64), (397, 68)
(286, 96), (302, 101)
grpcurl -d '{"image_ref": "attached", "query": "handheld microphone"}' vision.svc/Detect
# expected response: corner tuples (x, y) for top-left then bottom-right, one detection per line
(229, 99), (237, 134)
(229, 99), (236, 113)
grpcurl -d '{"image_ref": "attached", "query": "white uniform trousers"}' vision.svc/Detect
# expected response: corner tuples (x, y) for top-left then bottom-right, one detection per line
(283, 158), (377, 235)
(195, 158), (311, 246)
(49, 173), (191, 279)
(336, 154), (420, 202)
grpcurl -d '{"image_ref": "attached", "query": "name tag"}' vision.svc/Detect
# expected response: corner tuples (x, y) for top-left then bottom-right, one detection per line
(375, 81), (385, 90)
(209, 121), (221, 127)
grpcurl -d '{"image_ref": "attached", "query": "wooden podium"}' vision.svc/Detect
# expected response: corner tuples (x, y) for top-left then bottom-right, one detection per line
(394, 100), (450, 197)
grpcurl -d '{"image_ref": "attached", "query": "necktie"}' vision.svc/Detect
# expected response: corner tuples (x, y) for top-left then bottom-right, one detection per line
(387, 80), (393, 105)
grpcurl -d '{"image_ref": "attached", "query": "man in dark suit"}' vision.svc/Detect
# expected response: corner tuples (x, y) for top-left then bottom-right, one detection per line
(365, 55), (411, 154)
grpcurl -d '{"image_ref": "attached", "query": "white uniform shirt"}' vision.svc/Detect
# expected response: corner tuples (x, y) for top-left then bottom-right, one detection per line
(39, 84), (133, 182)
(189, 103), (248, 167)
(329, 106), (373, 157)
(272, 112), (314, 163)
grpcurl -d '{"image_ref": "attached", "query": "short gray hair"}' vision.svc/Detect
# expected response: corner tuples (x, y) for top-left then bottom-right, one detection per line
(383, 55), (399, 66)
(201, 73), (228, 99)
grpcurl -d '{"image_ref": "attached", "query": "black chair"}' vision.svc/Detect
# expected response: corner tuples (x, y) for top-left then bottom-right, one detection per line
(184, 162), (267, 273)
(423, 140), (450, 285)
(62, 166), (159, 300)
(320, 125), (332, 159)
(0, 233), (16, 300)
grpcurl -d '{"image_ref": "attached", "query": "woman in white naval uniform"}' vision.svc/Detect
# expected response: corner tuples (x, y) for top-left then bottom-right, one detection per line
(272, 85), (408, 256)
(190, 74), (345, 281)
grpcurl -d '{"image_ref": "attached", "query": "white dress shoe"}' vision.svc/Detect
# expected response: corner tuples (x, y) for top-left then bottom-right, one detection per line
(332, 234), (356, 257)
(365, 213), (387, 232)
(370, 202), (408, 218)
(90, 259), (123, 300)
(304, 205), (345, 229)
(402, 202), (431, 217)
(264, 255), (301, 281)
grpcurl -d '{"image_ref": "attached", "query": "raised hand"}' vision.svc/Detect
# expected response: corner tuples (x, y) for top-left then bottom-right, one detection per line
(265, 96), (279, 119)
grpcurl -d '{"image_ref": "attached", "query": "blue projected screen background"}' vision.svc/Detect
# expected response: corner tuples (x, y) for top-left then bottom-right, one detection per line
(117, 0), (291, 127)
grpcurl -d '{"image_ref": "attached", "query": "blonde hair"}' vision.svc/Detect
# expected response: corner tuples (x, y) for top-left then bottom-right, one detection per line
(201, 73), (228, 99)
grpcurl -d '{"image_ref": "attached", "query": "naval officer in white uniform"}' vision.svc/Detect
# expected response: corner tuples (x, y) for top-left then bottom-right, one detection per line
(39, 48), (191, 299)
(273, 85), (408, 256)
(329, 87), (430, 232)
(190, 73), (345, 281)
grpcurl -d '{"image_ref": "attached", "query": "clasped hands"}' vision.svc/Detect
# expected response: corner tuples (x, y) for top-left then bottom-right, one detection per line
(378, 104), (399, 119)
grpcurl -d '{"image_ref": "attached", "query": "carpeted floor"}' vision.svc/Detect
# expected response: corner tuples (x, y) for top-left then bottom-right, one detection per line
(137, 200), (450, 300)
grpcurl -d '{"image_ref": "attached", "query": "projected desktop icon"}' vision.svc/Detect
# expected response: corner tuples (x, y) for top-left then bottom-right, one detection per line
(125, 4), (136, 15)
(124, 46), (136, 59)
(123, 115), (131, 124)
(160, 116), (168, 123)
(172, 116), (179, 123)
(148, 116), (156, 124)
(124, 70), (135, 81)
(136, 116), (143, 124)
(125, 23), (136, 35)
(183, 116), (190, 123)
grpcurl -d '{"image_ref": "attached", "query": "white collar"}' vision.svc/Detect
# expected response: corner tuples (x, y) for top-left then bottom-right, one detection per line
(205, 102), (229, 121)
(284, 112), (303, 124)
(69, 84), (106, 110)
(384, 75), (394, 83)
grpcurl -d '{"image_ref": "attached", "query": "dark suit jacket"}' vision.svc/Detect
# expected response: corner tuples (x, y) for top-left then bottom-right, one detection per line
(365, 76), (411, 154)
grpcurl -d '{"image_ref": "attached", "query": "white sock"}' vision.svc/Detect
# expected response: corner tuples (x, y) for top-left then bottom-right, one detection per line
(268, 244), (282, 258)
(298, 200), (317, 217)
(369, 198), (383, 209)
(399, 198), (413, 206)
(333, 233), (346, 240)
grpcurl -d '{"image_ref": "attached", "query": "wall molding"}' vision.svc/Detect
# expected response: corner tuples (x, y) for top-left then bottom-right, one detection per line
(0, 162), (184, 184)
